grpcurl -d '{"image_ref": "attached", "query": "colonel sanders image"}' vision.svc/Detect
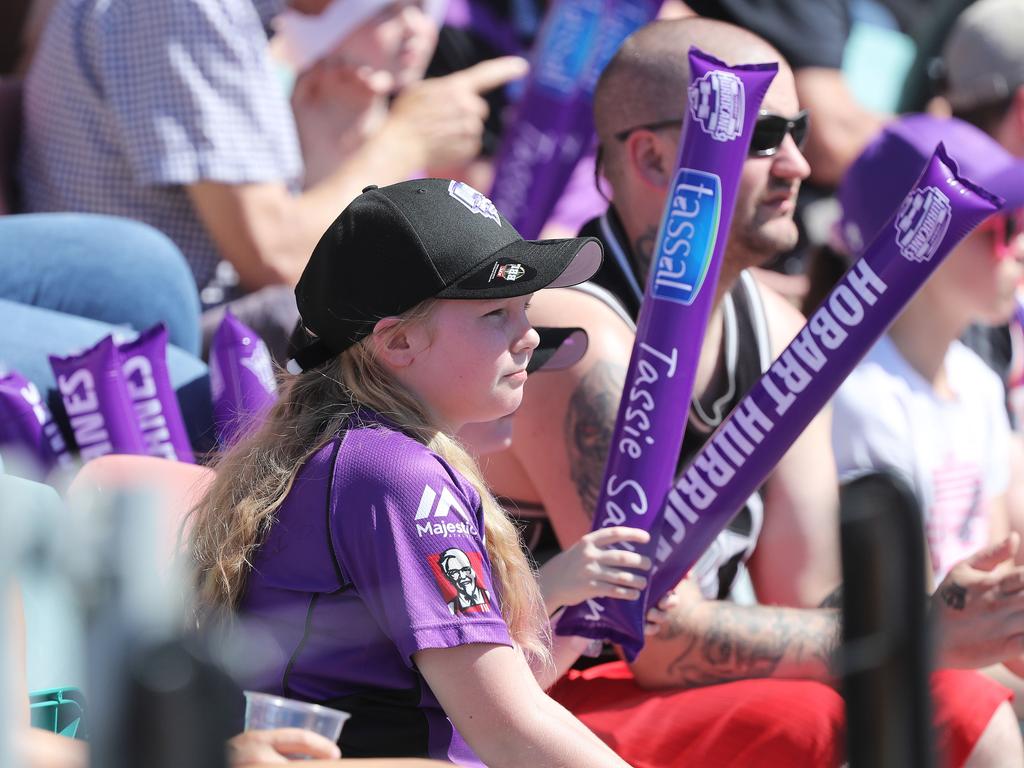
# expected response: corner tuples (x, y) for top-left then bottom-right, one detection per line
(439, 548), (489, 615)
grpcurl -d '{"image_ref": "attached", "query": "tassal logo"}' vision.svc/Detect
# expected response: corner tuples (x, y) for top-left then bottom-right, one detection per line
(651, 169), (722, 306)
(415, 484), (480, 538)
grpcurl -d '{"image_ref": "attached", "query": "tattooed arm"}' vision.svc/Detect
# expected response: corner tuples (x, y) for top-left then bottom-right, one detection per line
(563, 360), (625, 523)
(502, 288), (634, 548)
(630, 576), (840, 690)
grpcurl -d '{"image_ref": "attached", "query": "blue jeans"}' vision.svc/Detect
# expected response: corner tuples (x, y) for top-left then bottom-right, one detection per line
(0, 213), (201, 355)
(0, 299), (214, 454)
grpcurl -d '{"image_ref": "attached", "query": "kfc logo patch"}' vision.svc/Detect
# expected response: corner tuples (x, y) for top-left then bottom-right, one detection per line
(894, 186), (951, 263)
(429, 548), (491, 615)
(688, 70), (745, 142)
(448, 181), (502, 226)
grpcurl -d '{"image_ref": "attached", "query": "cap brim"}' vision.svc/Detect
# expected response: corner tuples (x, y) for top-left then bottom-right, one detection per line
(437, 237), (603, 299)
(527, 327), (588, 374)
(982, 161), (1024, 211)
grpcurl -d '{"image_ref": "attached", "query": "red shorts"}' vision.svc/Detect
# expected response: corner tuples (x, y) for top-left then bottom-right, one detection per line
(549, 661), (1011, 767)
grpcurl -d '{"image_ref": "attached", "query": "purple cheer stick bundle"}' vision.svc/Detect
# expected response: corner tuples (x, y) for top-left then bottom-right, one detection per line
(642, 144), (999, 613)
(488, 0), (659, 238)
(209, 311), (278, 448)
(556, 49), (778, 656)
(118, 324), (195, 463)
(49, 335), (148, 461)
(0, 370), (70, 471)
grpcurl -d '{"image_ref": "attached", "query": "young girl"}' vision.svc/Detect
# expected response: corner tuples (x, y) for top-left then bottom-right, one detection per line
(187, 179), (637, 767)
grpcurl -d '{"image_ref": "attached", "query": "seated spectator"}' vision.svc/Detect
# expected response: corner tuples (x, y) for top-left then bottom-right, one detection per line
(471, 17), (1024, 766)
(18, 0), (525, 361)
(937, 0), (1024, 402)
(185, 179), (648, 766)
(831, 112), (1024, 697)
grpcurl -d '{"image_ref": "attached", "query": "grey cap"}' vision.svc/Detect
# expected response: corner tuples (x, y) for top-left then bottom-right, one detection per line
(943, 0), (1024, 111)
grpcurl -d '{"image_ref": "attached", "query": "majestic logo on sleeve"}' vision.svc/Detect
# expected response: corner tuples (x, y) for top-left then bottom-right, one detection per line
(429, 548), (491, 615)
(688, 70), (745, 142)
(415, 484), (480, 538)
(894, 186), (951, 263)
(448, 181), (502, 226)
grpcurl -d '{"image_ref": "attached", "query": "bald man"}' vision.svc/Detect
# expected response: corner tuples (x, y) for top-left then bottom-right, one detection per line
(479, 17), (1022, 766)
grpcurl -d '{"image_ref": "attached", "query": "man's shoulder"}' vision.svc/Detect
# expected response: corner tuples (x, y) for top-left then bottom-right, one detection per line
(739, 270), (804, 357)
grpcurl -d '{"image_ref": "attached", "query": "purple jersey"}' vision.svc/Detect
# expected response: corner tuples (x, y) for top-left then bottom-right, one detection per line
(239, 411), (510, 765)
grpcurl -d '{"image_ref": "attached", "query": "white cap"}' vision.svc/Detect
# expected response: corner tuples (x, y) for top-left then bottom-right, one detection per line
(270, 0), (447, 75)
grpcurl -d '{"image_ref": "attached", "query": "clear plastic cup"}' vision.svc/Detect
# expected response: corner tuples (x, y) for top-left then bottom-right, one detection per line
(243, 690), (350, 744)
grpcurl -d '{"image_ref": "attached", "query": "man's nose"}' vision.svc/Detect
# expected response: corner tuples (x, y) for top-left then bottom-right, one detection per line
(771, 133), (811, 181)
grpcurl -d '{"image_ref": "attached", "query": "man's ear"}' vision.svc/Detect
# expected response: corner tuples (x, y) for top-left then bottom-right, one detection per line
(367, 317), (429, 368)
(627, 131), (674, 189)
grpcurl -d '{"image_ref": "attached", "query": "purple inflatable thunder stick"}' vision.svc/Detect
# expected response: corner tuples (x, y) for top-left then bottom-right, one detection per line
(556, 50), (778, 656)
(488, 0), (660, 239)
(632, 145), (997, 640)
(118, 325), (195, 463)
(209, 311), (278, 448)
(49, 336), (148, 461)
(0, 370), (70, 472)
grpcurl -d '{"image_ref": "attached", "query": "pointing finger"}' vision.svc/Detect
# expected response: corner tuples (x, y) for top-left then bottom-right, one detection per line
(448, 56), (529, 94)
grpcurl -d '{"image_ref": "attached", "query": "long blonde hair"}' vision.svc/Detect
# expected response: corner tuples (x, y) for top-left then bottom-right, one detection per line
(187, 304), (551, 663)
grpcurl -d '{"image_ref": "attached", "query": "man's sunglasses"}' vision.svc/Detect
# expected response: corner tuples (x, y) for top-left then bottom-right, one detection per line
(981, 208), (1024, 261)
(613, 109), (810, 157)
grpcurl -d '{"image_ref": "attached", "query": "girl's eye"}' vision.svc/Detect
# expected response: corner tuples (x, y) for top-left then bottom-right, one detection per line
(485, 308), (506, 319)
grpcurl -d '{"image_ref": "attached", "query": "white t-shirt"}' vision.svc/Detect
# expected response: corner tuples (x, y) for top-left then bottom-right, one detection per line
(832, 335), (1011, 582)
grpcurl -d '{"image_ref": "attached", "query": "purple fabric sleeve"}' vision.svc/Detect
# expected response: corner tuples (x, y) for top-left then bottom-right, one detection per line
(488, 0), (660, 238)
(0, 370), (70, 472)
(331, 428), (511, 666)
(209, 311), (278, 448)
(49, 335), (148, 461)
(644, 144), (1000, 604)
(556, 50), (778, 659)
(118, 324), (195, 463)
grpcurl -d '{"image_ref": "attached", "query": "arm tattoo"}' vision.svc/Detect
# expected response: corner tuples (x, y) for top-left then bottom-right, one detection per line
(939, 582), (967, 611)
(564, 360), (627, 519)
(657, 602), (840, 688)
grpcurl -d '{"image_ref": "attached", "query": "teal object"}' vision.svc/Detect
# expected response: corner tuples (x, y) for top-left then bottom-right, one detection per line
(843, 20), (917, 113)
(29, 686), (88, 740)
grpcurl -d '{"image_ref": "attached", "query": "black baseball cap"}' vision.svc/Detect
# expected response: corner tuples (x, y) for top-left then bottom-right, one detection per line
(292, 179), (603, 370)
